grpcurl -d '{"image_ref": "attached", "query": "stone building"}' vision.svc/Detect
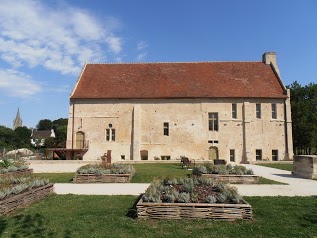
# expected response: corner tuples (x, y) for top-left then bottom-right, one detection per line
(66, 52), (293, 163)
(13, 108), (22, 129)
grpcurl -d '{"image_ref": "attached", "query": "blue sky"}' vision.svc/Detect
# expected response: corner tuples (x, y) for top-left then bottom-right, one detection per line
(0, 0), (316, 128)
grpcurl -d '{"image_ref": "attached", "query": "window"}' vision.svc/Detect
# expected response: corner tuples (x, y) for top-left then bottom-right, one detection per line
(232, 104), (237, 119)
(208, 140), (219, 144)
(272, 150), (278, 161)
(271, 103), (277, 119)
(111, 129), (115, 141)
(106, 128), (115, 141)
(163, 122), (169, 136)
(256, 150), (262, 161)
(208, 113), (218, 131)
(256, 104), (261, 119)
(161, 156), (171, 160)
(106, 129), (110, 141)
(230, 149), (235, 162)
(121, 155), (125, 160)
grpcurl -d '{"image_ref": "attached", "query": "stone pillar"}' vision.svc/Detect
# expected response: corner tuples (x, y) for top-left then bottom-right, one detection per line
(242, 102), (252, 163)
(132, 105), (141, 160)
(284, 89), (294, 160)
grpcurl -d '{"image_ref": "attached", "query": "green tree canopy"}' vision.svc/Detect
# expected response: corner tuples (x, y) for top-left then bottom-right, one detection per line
(288, 81), (317, 155)
(36, 119), (53, 130)
(14, 126), (32, 149)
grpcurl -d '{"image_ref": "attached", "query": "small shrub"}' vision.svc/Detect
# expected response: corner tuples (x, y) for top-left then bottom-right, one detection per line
(177, 192), (190, 203)
(191, 193), (199, 203)
(192, 166), (208, 176)
(206, 195), (217, 204)
(7, 166), (18, 172)
(215, 193), (227, 203)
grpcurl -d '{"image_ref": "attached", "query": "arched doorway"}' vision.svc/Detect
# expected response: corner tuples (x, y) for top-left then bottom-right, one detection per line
(208, 146), (218, 162)
(76, 132), (85, 149)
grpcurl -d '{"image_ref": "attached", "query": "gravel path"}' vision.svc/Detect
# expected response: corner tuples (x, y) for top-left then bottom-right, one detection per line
(52, 164), (317, 197)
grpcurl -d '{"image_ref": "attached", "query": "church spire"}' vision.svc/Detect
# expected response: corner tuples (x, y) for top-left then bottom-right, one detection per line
(13, 108), (22, 129)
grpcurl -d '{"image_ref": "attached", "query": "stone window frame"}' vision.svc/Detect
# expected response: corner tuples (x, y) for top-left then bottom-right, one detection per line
(272, 150), (278, 161)
(232, 103), (237, 119)
(256, 149), (262, 161)
(256, 103), (261, 119)
(230, 149), (235, 162)
(163, 122), (169, 136)
(106, 128), (116, 142)
(208, 112), (219, 131)
(271, 103), (277, 119)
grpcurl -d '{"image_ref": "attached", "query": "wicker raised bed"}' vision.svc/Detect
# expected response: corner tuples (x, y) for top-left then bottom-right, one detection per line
(0, 169), (33, 178)
(137, 195), (252, 220)
(200, 174), (259, 184)
(0, 183), (54, 215)
(73, 173), (132, 183)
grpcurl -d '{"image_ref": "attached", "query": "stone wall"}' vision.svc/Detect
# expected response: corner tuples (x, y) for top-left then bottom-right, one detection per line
(66, 98), (293, 163)
(292, 155), (317, 179)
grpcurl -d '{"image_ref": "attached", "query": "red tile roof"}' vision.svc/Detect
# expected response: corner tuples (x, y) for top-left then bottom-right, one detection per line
(70, 62), (287, 99)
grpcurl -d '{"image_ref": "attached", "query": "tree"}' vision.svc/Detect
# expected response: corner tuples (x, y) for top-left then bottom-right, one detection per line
(53, 118), (68, 147)
(36, 119), (53, 130)
(14, 126), (32, 149)
(288, 82), (317, 155)
(0, 126), (19, 150)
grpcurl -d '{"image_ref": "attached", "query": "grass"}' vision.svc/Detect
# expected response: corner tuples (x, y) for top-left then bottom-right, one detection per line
(258, 176), (286, 185)
(34, 173), (75, 183)
(33, 164), (284, 184)
(131, 163), (191, 183)
(256, 163), (293, 172)
(0, 195), (316, 237)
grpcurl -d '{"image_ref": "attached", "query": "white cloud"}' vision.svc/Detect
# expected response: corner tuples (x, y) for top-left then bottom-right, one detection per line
(0, 0), (123, 75)
(136, 53), (148, 61)
(0, 69), (42, 97)
(136, 41), (148, 61)
(137, 41), (148, 51)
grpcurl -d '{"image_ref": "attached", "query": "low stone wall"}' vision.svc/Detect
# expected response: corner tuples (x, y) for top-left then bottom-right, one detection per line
(0, 183), (54, 215)
(200, 174), (259, 184)
(292, 155), (317, 179)
(137, 196), (252, 220)
(73, 174), (133, 183)
(28, 160), (100, 173)
(0, 169), (33, 177)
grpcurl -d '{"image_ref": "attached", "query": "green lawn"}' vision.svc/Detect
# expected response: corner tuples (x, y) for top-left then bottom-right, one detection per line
(256, 163), (293, 172)
(34, 173), (75, 183)
(0, 195), (316, 237)
(131, 163), (191, 183)
(33, 164), (284, 184)
(258, 176), (286, 185)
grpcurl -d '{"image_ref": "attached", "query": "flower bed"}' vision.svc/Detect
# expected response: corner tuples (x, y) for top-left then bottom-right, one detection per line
(0, 169), (33, 178)
(193, 164), (259, 184)
(137, 177), (252, 220)
(0, 176), (53, 215)
(0, 158), (32, 177)
(73, 163), (134, 183)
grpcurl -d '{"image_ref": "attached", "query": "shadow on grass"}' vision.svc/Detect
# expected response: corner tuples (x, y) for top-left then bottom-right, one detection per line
(126, 194), (143, 219)
(11, 213), (55, 238)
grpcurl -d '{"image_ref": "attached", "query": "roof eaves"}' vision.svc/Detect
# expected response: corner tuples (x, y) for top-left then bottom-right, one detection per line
(70, 63), (87, 98)
(269, 62), (287, 94)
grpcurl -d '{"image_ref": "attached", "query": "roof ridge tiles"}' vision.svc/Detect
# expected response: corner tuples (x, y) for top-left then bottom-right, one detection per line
(87, 61), (262, 65)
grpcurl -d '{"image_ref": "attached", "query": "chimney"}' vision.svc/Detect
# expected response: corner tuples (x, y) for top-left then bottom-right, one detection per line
(262, 52), (280, 77)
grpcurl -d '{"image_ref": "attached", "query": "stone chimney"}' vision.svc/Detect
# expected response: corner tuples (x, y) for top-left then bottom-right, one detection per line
(262, 52), (280, 76)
